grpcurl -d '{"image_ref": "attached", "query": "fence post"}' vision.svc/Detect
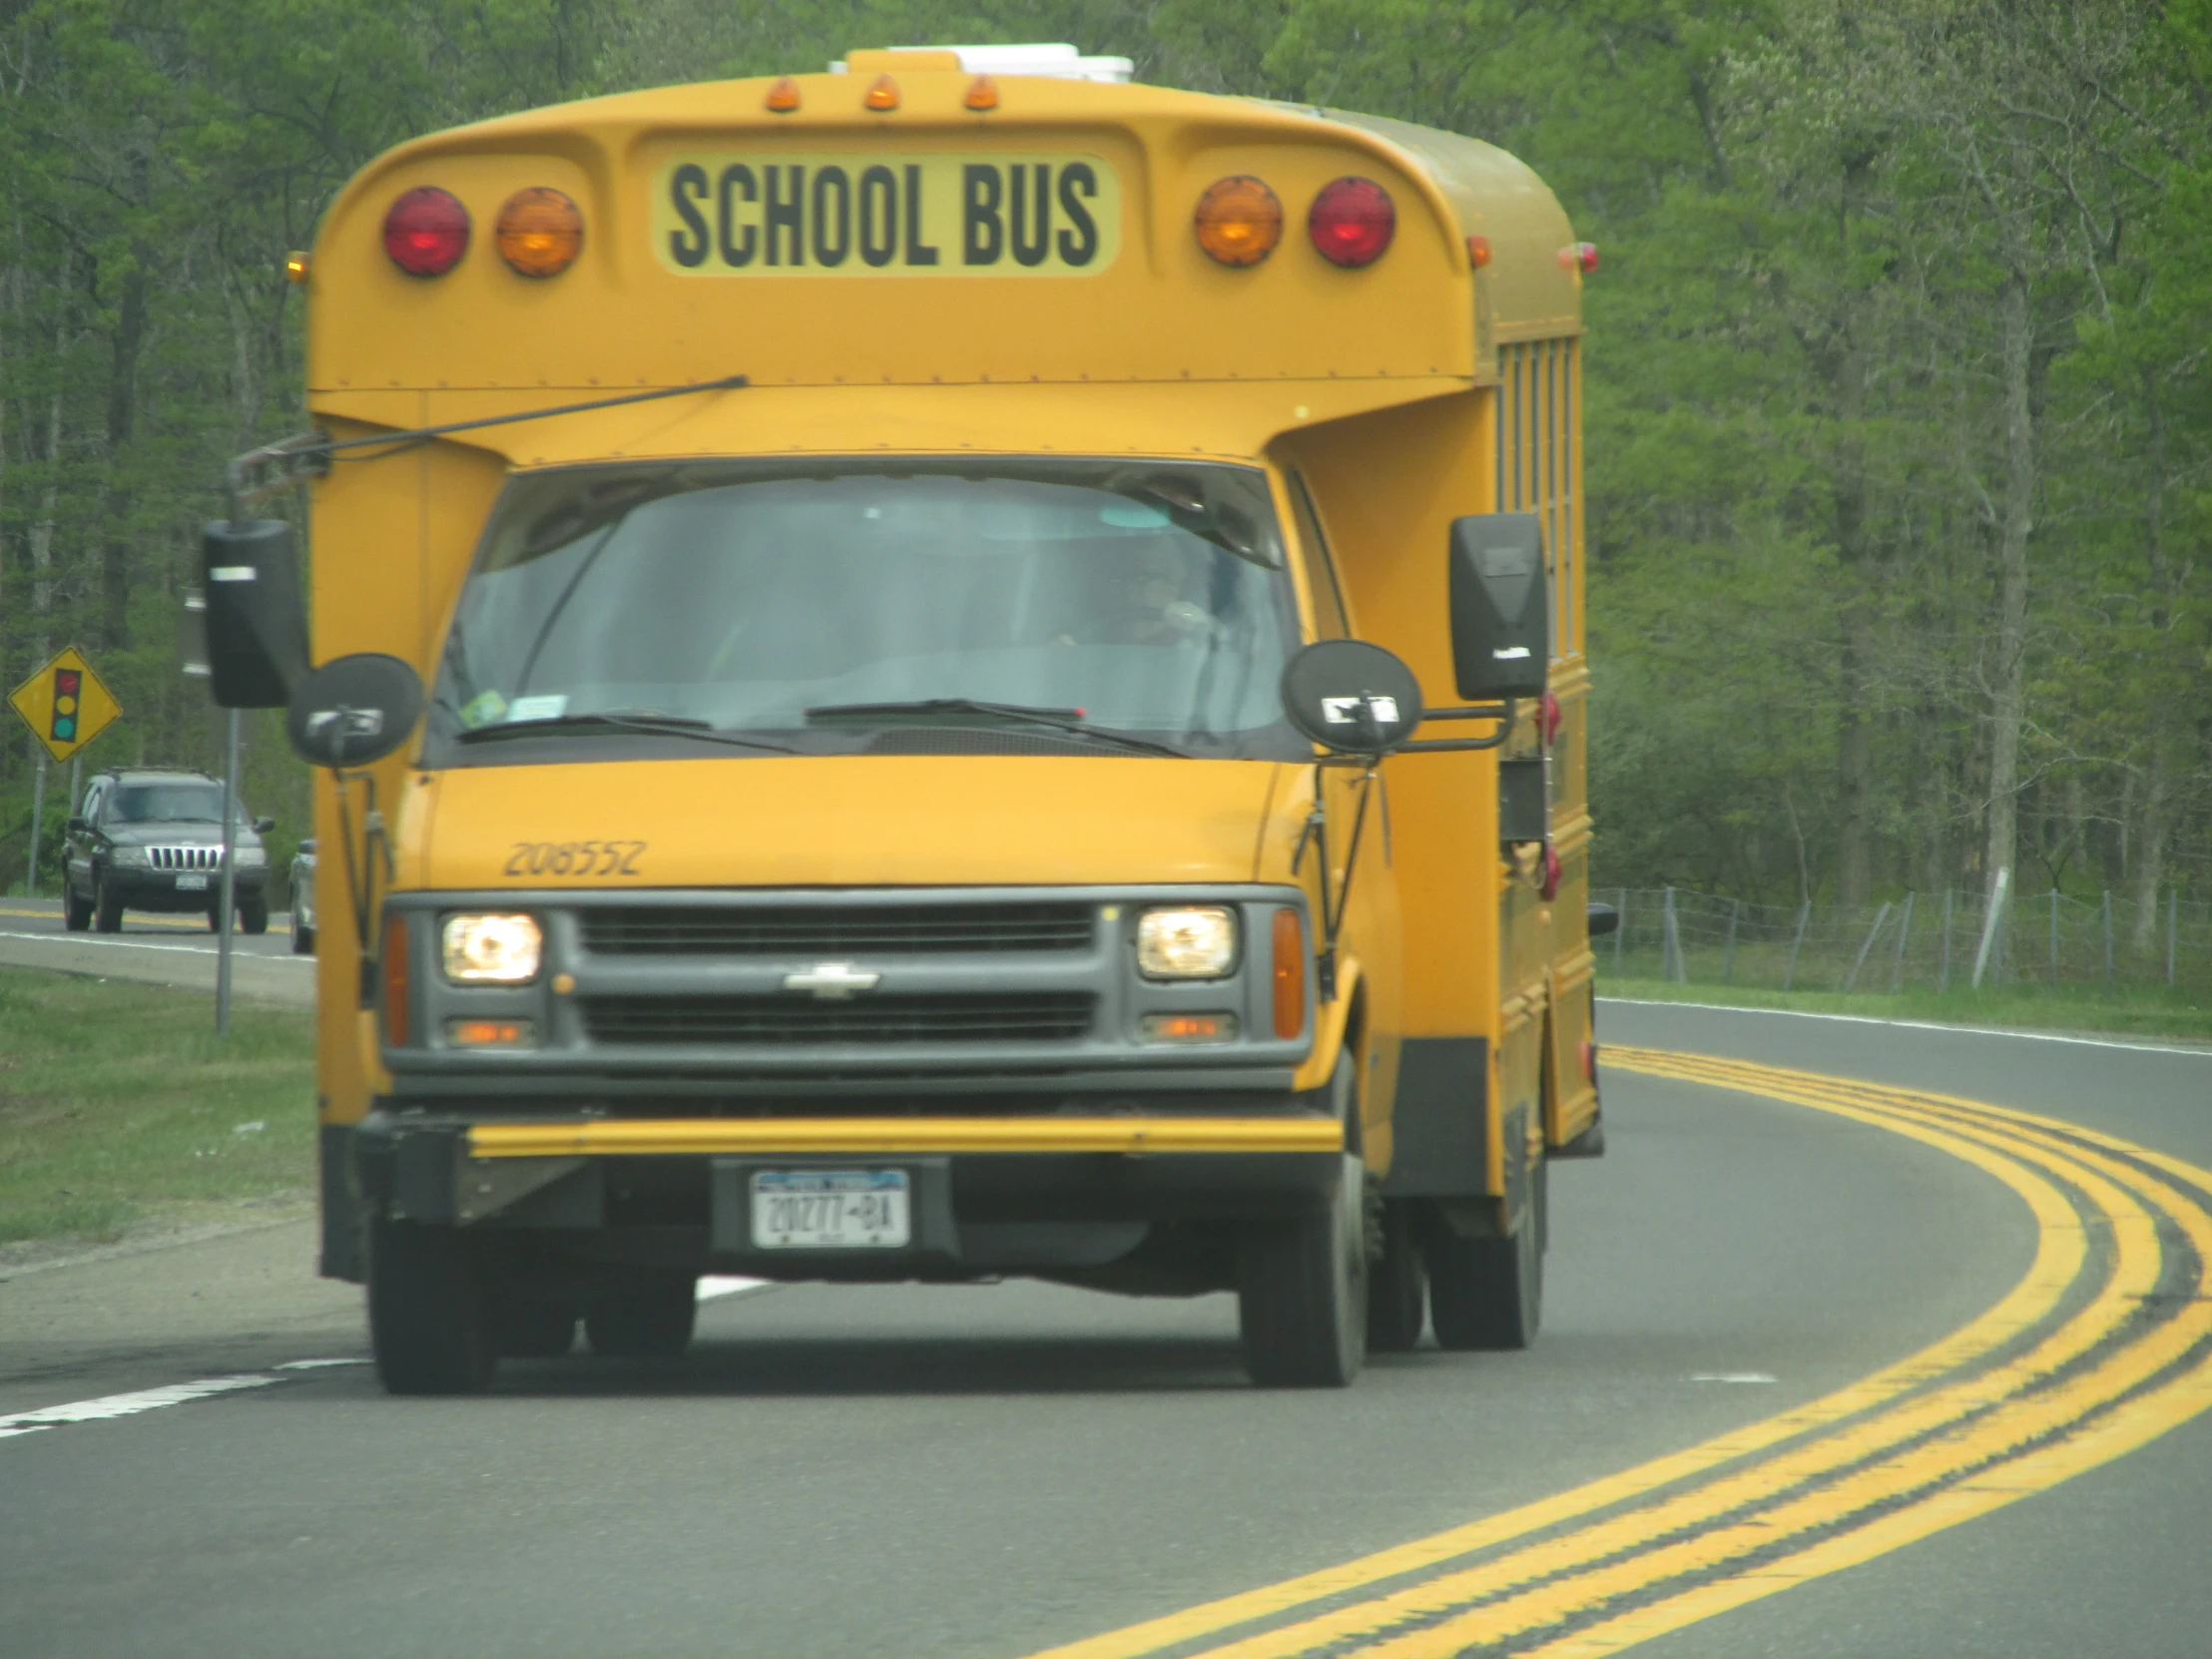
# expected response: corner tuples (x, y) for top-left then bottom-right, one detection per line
(1972, 866), (2011, 989)
(2170, 888), (2179, 988)
(1845, 901), (1891, 992)
(1892, 890), (1915, 991)
(2049, 887), (2060, 985)
(1784, 897), (1811, 991)
(1723, 899), (1741, 985)
(1614, 887), (1627, 971)
(1940, 888), (1953, 992)
(2102, 890), (2114, 990)
(1662, 886), (1685, 983)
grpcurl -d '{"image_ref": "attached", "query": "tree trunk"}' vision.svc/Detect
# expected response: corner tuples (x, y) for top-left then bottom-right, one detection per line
(101, 259), (150, 654)
(2131, 375), (2172, 953)
(1980, 260), (2033, 904)
(1832, 150), (1876, 908)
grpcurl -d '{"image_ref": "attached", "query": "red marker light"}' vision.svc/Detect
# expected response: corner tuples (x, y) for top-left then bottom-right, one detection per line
(1308, 178), (1394, 269)
(1559, 241), (1598, 274)
(1541, 690), (1562, 748)
(383, 187), (470, 276)
(1541, 843), (1562, 902)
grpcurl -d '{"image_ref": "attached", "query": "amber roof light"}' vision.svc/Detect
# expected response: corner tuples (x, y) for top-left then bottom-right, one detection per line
(1194, 176), (1283, 267)
(495, 188), (584, 278)
(766, 76), (801, 113)
(864, 74), (899, 111)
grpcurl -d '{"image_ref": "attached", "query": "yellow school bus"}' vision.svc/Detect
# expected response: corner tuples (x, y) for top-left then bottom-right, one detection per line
(206, 45), (1601, 1392)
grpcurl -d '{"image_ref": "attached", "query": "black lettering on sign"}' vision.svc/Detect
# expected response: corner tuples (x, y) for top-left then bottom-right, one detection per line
(717, 165), (757, 268)
(858, 165), (897, 268)
(1057, 164), (1099, 267)
(668, 164), (710, 268)
(963, 164), (1003, 266)
(1010, 165), (1052, 268)
(812, 166), (851, 267)
(765, 165), (805, 266)
(902, 165), (938, 267)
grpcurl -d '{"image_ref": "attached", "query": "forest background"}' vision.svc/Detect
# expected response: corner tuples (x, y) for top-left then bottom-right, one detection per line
(2, 0), (2208, 945)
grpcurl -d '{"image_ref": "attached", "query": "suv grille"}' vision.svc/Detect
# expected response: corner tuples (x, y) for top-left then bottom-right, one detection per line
(579, 902), (1096, 956)
(579, 992), (1095, 1046)
(147, 845), (222, 870)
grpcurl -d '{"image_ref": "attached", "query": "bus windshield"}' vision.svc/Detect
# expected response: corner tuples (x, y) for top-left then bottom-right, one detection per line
(427, 459), (1303, 762)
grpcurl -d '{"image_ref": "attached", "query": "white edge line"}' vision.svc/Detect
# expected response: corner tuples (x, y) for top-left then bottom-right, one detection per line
(0, 929), (311, 963)
(698, 1275), (772, 1301)
(0, 1374), (285, 1438)
(1596, 995), (2212, 1058)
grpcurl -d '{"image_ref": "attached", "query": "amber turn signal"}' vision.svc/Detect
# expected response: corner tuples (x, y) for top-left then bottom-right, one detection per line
(1194, 176), (1283, 268)
(1271, 907), (1306, 1039)
(283, 251), (310, 283)
(765, 75), (801, 113)
(447, 1018), (535, 1048)
(495, 188), (583, 278)
(963, 74), (1000, 111)
(864, 73), (899, 111)
(380, 912), (411, 1046)
(1466, 234), (1491, 269)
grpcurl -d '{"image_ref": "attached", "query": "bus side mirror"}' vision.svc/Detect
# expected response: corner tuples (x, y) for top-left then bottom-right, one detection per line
(285, 654), (425, 769)
(1587, 901), (1619, 937)
(1448, 512), (1548, 701)
(201, 519), (309, 709)
(1281, 639), (1424, 756)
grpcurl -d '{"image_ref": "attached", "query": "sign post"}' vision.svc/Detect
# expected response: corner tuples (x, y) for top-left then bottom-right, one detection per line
(7, 647), (123, 897)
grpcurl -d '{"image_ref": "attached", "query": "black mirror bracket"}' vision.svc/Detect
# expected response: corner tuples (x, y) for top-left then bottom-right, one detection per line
(330, 766), (397, 1009)
(1394, 699), (1517, 755)
(1292, 759), (1383, 1003)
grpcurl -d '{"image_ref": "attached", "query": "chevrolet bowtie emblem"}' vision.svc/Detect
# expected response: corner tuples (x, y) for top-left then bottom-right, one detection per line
(782, 961), (882, 999)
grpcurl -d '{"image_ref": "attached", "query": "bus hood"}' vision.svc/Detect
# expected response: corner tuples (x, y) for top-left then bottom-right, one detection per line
(413, 756), (1286, 890)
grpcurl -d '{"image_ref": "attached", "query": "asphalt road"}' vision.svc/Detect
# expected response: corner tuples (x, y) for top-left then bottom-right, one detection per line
(0, 894), (313, 1006)
(3, 1000), (2208, 1658)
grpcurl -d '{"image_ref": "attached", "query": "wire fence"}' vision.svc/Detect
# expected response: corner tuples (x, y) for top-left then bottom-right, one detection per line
(1598, 884), (2212, 996)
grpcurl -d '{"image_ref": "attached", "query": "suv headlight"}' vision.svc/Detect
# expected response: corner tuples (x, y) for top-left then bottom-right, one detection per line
(441, 913), (543, 983)
(109, 844), (150, 867)
(1137, 905), (1238, 978)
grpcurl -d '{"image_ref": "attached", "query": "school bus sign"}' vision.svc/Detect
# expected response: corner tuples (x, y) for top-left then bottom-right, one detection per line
(8, 646), (122, 764)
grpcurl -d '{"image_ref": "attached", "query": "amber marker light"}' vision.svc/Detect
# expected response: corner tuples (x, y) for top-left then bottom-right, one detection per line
(963, 74), (1000, 111)
(864, 73), (899, 111)
(1466, 234), (1491, 269)
(283, 251), (311, 283)
(1140, 1012), (1239, 1044)
(494, 187), (584, 278)
(381, 912), (411, 1046)
(1309, 177), (1395, 268)
(765, 75), (802, 113)
(1272, 907), (1306, 1039)
(1194, 176), (1283, 267)
(382, 186), (469, 276)
(448, 1018), (535, 1048)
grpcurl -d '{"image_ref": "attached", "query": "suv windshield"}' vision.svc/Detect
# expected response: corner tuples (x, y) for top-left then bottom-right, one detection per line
(104, 782), (245, 826)
(426, 459), (1304, 763)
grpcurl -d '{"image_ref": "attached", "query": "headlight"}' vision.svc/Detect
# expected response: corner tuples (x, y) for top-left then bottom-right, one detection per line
(441, 913), (543, 983)
(109, 845), (150, 867)
(1137, 905), (1238, 978)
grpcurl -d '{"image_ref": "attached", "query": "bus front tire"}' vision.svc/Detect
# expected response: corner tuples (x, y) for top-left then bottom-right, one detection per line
(584, 1273), (698, 1358)
(367, 1219), (497, 1394)
(1239, 1152), (1369, 1387)
(1427, 1165), (1545, 1352)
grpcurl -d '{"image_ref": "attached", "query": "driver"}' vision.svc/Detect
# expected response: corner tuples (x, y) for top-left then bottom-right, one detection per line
(1056, 540), (1213, 646)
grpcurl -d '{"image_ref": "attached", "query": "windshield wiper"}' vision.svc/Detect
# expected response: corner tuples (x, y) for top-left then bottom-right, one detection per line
(453, 711), (799, 755)
(804, 698), (1188, 758)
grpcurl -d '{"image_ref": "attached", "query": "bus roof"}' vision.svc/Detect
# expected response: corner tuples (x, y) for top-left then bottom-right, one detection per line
(306, 60), (1579, 404)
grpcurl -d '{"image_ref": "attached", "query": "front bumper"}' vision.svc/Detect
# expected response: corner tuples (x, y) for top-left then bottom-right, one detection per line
(107, 867), (267, 910)
(344, 1109), (1343, 1283)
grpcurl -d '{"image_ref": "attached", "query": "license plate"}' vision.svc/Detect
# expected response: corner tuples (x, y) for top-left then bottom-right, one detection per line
(750, 1169), (910, 1250)
(175, 873), (208, 891)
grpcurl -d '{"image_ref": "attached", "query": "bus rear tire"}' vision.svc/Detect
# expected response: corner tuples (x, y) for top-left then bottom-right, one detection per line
(368, 1219), (497, 1394)
(1367, 1199), (1427, 1353)
(584, 1273), (698, 1358)
(1427, 1164), (1545, 1352)
(1239, 1150), (1368, 1387)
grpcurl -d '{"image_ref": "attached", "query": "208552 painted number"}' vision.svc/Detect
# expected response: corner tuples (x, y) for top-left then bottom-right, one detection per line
(504, 839), (647, 877)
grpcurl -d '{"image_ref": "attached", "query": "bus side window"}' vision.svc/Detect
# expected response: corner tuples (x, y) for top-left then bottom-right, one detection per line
(1286, 471), (1353, 640)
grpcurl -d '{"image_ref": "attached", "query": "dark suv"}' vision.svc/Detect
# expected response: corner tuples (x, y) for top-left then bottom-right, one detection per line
(64, 769), (276, 933)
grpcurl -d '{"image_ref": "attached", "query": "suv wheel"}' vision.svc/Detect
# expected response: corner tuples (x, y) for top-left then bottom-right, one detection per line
(290, 908), (315, 955)
(65, 881), (93, 931)
(93, 874), (124, 932)
(239, 896), (270, 935)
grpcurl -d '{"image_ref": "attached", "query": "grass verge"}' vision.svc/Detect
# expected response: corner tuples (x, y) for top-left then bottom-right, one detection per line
(0, 966), (315, 1248)
(1598, 975), (2212, 1043)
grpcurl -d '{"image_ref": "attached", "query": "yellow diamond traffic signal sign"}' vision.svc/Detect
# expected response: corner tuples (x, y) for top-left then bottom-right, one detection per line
(8, 646), (123, 764)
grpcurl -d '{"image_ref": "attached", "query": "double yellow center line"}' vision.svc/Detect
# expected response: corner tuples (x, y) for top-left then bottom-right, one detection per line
(1025, 1049), (2212, 1659)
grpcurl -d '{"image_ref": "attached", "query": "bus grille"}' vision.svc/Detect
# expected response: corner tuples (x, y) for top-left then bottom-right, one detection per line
(579, 992), (1096, 1046)
(147, 845), (222, 870)
(578, 903), (1096, 957)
